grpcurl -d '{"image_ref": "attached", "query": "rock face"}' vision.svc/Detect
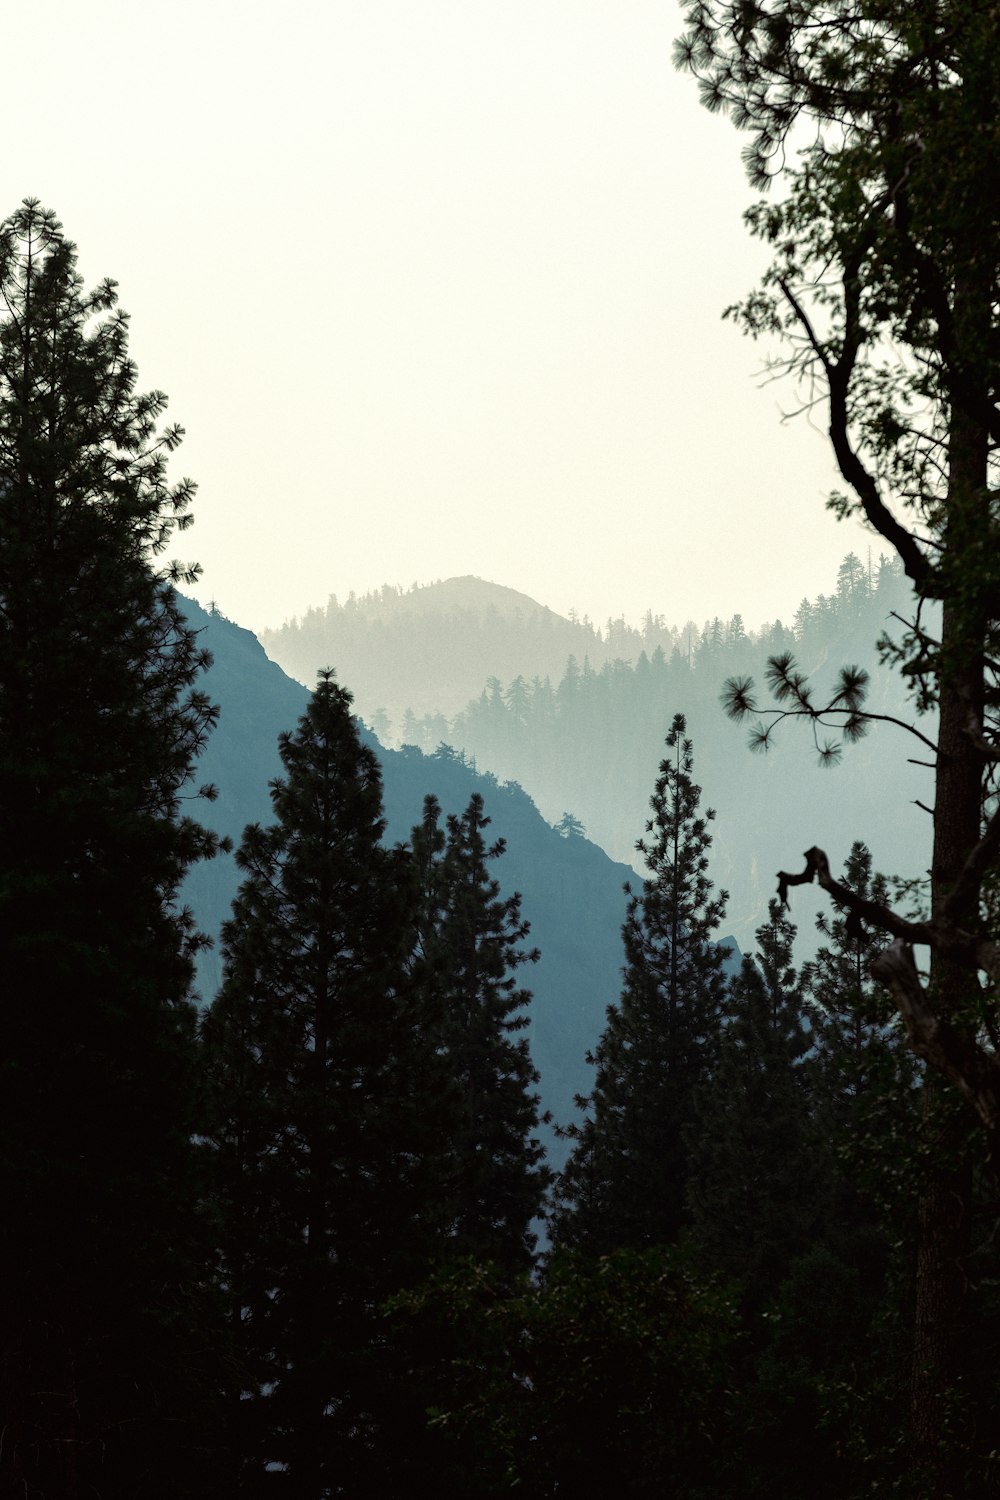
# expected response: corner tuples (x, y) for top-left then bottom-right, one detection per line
(181, 597), (740, 1165)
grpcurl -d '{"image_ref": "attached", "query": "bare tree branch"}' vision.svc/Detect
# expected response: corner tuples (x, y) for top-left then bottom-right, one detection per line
(964, 704), (1000, 761)
(778, 239), (934, 592)
(778, 845), (933, 943)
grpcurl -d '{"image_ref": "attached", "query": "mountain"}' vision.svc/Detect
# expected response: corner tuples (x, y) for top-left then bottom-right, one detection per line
(261, 555), (934, 956)
(180, 598), (738, 1161)
(427, 556), (934, 956)
(258, 575), (681, 724)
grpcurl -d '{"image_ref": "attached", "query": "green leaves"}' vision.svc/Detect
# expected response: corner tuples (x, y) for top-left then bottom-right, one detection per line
(766, 650), (813, 706)
(388, 1247), (744, 1497)
(832, 663), (870, 709)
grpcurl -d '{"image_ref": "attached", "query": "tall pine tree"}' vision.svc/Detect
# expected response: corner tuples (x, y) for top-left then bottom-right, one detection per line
(795, 845), (922, 1388)
(410, 792), (550, 1273)
(0, 200), (221, 1497)
(686, 900), (817, 1304)
(201, 673), (445, 1495)
(553, 713), (729, 1252)
(801, 843), (913, 1115)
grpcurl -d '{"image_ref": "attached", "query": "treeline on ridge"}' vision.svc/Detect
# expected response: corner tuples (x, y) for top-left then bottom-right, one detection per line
(364, 555), (929, 955)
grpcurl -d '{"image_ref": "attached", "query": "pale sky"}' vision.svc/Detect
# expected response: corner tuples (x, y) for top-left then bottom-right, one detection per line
(8, 0), (873, 636)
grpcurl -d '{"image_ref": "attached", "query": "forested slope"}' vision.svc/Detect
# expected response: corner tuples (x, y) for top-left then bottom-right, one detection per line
(263, 556), (930, 954)
(181, 597), (729, 1157)
(258, 576), (602, 720)
(435, 557), (930, 952)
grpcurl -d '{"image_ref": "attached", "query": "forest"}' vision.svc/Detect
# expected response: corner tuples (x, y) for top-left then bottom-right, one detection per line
(3, 2), (1000, 1496)
(262, 553), (931, 958)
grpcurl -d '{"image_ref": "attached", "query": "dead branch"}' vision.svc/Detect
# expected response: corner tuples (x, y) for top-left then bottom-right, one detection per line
(777, 846), (932, 943)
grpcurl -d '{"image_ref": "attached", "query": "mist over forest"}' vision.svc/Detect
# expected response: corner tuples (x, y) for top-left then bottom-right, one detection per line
(262, 552), (932, 955)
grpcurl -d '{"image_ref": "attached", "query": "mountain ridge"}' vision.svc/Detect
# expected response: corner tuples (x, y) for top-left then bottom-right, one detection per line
(258, 574), (613, 719)
(275, 575), (567, 626)
(181, 597), (741, 1165)
(255, 554), (932, 957)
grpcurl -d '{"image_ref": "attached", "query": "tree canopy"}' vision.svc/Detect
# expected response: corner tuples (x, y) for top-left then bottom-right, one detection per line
(678, 0), (1000, 1161)
(201, 671), (447, 1491)
(410, 792), (550, 1273)
(0, 198), (221, 1496)
(677, 4), (1000, 1480)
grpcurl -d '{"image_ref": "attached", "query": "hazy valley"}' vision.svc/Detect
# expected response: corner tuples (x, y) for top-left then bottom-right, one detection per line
(259, 554), (932, 957)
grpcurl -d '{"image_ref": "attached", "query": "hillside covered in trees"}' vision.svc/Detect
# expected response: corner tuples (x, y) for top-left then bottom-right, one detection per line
(264, 554), (930, 954)
(180, 596), (702, 1165)
(261, 554), (901, 732)
(186, 599), (1000, 1496)
(258, 576), (619, 720)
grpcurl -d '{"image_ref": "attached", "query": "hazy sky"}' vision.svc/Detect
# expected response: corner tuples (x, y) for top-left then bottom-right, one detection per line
(9, 0), (875, 635)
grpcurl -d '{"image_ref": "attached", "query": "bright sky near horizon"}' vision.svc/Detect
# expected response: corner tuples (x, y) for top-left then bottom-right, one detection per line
(8, 0), (875, 636)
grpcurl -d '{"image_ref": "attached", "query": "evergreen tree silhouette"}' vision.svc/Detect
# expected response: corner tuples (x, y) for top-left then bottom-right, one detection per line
(686, 900), (817, 1302)
(553, 714), (729, 1252)
(411, 792), (550, 1273)
(201, 673), (445, 1494)
(0, 199), (222, 1497)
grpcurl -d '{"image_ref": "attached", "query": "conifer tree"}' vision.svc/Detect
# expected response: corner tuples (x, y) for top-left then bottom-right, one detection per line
(553, 714), (729, 1253)
(201, 673), (445, 1494)
(410, 792), (550, 1273)
(757, 851), (924, 1488)
(686, 900), (817, 1303)
(796, 844), (921, 1342)
(0, 200), (221, 1496)
(801, 843), (914, 1114)
(676, 6), (1000, 1472)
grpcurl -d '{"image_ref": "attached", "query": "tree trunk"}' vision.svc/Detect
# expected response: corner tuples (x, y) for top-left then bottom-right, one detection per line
(909, 258), (990, 1478)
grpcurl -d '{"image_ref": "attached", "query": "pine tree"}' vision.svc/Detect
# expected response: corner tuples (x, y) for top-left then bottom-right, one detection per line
(411, 792), (550, 1273)
(797, 843), (921, 1338)
(554, 810), (587, 839)
(677, 6), (1000, 1476)
(758, 850), (924, 1489)
(553, 713), (729, 1253)
(801, 843), (913, 1114)
(0, 200), (221, 1496)
(686, 900), (817, 1303)
(201, 673), (444, 1494)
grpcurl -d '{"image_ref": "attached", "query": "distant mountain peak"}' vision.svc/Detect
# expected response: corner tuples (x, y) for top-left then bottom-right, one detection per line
(258, 576), (601, 719)
(333, 576), (563, 623)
